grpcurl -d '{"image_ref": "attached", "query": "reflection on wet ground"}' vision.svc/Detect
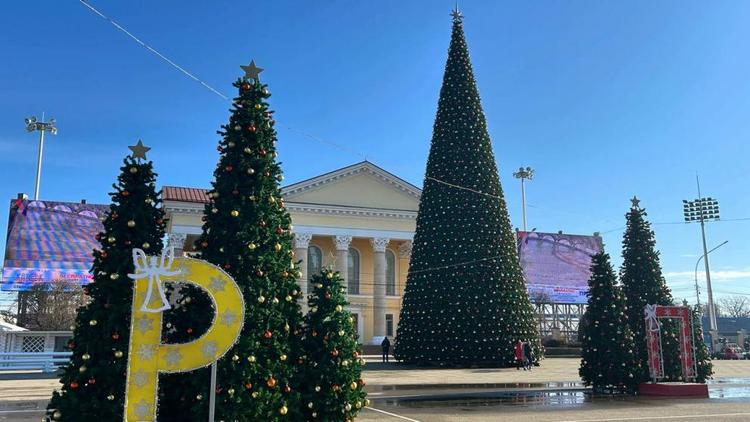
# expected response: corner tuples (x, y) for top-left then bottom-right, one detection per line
(373, 378), (750, 409)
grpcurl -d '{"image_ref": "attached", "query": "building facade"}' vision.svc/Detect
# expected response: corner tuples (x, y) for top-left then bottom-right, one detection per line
(162, 161), (419, 345)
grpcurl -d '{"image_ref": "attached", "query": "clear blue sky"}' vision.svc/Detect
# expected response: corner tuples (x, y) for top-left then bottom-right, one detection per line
(1, 1), (749, 304)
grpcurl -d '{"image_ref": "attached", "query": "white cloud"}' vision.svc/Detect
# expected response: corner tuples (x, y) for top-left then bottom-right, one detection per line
(664, 269), (750, 283)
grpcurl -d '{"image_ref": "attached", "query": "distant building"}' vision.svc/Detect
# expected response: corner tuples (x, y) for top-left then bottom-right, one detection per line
(162, 161), (418, 345)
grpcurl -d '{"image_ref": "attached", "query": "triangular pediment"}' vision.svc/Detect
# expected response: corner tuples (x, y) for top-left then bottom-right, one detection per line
(282, 161), (421, 211)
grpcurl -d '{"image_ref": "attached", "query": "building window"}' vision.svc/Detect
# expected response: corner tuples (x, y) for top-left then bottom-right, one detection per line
(348, 248), (360, 294)
(307, 245), (322, 291)
(386, 314), (394, 337)
(385, 250), (396, 296)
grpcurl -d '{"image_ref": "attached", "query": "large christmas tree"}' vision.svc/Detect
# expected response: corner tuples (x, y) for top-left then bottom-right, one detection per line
(301, 269), (367, 421)
(395, 9), (538, 366)
(176, 61), (304, 421)
(620, 197), (682, 381)
(47, 142), (166, 421)
(579, 252), (639, 394)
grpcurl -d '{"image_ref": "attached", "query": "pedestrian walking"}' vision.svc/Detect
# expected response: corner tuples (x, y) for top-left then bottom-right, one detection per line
(381, 336), (391, 363)
(514, 340), (524, 370)
(523, 341), (533, 371)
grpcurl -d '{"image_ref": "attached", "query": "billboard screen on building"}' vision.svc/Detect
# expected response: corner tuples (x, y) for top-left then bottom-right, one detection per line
(517, 231), (603, 304)
(2, 199), (109, 291)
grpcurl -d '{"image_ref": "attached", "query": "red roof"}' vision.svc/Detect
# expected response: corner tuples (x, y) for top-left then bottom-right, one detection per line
(162, 186), (210, 204)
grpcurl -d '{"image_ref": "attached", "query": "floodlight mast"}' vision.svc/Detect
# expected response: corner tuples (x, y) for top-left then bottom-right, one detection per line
(25, 114), (57, 200)
(682, 175), (720, 333)
(513, 166), (534, 232)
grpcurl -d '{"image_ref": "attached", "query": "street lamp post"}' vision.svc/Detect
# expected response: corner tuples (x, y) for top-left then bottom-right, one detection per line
(694, 240), (728, 311)
(512, 166), (534, 232)
(25, 115), (57, 200)
(683, 176), (720, 333)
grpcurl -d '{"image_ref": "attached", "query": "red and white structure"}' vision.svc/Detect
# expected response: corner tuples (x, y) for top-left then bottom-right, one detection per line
(644, 304), (697, 382)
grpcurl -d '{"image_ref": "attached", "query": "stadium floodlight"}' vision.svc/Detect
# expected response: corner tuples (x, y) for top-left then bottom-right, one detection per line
(683, 176), (719, 335)
(24, 114), (57, 200)
(513, 166), (534, 232)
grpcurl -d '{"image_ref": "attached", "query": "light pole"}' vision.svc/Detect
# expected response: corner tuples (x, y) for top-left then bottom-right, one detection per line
(694, 240), (728, 311)
(513, 166), (534, 232)
(683, 176), (720, 332)
(25, 115), (57, 200)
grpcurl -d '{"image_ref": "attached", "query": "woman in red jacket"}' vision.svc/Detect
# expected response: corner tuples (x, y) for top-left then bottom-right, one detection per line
(514, 340), (524, 370)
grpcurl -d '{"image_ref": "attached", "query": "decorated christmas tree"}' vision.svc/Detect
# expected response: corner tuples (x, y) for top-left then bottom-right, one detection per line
(691, 305), (714, 383)
(394, 9), (538, 366)
(579, 252), (639, 394)
(620, 197), (681, 381)
(300, 268), (367, 421)
(46, 141), (166, 421)
(173, 61), (304, 420)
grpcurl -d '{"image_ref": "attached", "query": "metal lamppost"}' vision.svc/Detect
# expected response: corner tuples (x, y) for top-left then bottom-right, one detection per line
(694, 240), (728, 311)
(683, 179), (720, 332)
(513, 166), (534, 232)
(25, 115), (57, 200)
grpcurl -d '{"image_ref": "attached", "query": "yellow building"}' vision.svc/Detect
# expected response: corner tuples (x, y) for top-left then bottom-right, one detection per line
(162, 161), (419, 345)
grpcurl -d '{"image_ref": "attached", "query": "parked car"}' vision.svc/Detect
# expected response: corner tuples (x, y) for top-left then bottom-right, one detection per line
(723, 344), (744, 360)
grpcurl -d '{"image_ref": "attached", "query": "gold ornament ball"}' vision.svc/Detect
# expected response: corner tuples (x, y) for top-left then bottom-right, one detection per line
(53, 410), (62, 420)
(307, 402), (314, 409)
(312, 412), (318, 418)
(228, 388), (235, 395)
(335, 305), (343, 312)
(228, 141), (235, 147)
(82, 353), (91, 361)
(244, 147), (252, 154)
(274, 243), (282, 251)
(338, 330), (345, 336)
(129, 167), (138, 174)
(314, 385), (321, 392)
(107, 236), (116, 243)
(350, 382), (357, 390)
(79, 366), (87, 373)
(252, 391), (259, 398)
(280, 354), (287, 361)
(279, 406), (288, 415)
(230, 210), (240, 217)
(257, 295), (266, 303)
(142, 242), (150, 249)
(365, 399), (371, 406)
(247, 243), (257, 250)
(285, 295), (292, 302)
(110, 273), (119, 280)
(272, 297), (279, 304)
(247, 355), (256, 363)
(326, 272), (334, 279)
(211, 208), (218, 214)
(114, 350), (124, 358)
(247, 168), (255, 175)
(89, 320), (98, 326)
(232, 355), (240, 362)
(107, 394), (115, 401)
(254, 104), (262, 110)
(196, 394), (203, 400)
(127, 220), (136, 228)
(345, 403), (352, 411)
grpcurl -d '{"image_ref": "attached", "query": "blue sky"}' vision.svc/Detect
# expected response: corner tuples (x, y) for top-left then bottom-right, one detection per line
(1, 1), (749, 304)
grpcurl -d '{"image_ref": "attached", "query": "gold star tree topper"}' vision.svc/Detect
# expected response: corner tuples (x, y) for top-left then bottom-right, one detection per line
(128, 139), (151, 160)
(630, 196), (641, 208)
(241, 60), (264, 80)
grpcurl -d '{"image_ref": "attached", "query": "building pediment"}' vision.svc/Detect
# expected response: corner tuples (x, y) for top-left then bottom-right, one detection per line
(281, 161), (421, 211)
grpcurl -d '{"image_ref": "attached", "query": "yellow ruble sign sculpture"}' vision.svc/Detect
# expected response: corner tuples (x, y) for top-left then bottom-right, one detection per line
(124, 248), (244, 421)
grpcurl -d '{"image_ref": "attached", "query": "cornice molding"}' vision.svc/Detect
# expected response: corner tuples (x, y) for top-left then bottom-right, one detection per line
(285, 202), (417, 220)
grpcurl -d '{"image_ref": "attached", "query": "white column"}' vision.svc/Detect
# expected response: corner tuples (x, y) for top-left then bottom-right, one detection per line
(168, 233), (188, 257)
(371, 237), (390, 344)
(398, 240), (413, 260)
(334, 235), (352, 288)
(293, 233), (313, 308)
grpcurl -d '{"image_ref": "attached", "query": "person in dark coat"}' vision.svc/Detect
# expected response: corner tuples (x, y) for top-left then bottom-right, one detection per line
(523, 341), (533, 371)
(381, 337), (391, 363)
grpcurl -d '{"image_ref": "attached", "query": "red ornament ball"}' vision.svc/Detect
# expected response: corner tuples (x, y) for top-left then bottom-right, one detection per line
(112, 332), (120, 340)
(264, 330), (273, 339)
(70, 382), (79, 389)
(187, 328), (194, 334)
(87, 378), (96, 385)
(225, 165), (233, 172)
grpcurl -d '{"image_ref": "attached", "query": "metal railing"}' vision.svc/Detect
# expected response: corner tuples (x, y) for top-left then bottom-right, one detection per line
(0, 351), (72, 373)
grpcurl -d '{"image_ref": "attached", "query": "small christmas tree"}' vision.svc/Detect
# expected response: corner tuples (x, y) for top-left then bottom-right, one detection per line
(301, 268), (367, 421)
(579, 252), (639, 394)
(395, 7), (538, 366)
(46, 142), (166, 421)
(620, 197), (681, 381)
(172, 61), (304, 421)
(691, 306), (714, 383)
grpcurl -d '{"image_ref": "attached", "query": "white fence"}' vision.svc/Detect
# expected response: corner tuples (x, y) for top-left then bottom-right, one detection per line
(0, 351), (72, 373)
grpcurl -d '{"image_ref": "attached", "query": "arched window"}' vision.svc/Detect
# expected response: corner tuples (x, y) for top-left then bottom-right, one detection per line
(307, 245), (322, 291)
(385, 250), (396, 296)
(347, 247), (360, 294)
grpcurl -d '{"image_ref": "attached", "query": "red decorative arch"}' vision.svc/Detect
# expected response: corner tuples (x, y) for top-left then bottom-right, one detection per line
(644, 304), (697, 382)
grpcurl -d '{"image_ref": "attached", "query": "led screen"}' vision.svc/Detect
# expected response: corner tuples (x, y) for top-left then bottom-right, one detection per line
(2, 199), (108, 291)
(517, 231), (603, 304)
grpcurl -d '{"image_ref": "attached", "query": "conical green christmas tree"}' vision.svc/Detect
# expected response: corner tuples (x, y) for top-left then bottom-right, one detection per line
(579, 252), (639, 394)
(300, 268), (367, 421)
(395, 10), (538, 366)
(47, 144), (166, 421)
(175, 61), (304, 421)
(691, 305), (713, 383)
(620, 197), (681, 381)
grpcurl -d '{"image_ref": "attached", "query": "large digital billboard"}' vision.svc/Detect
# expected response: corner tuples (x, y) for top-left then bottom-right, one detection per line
(517, 231), (603, 304)
(2, 199), (109, 291)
